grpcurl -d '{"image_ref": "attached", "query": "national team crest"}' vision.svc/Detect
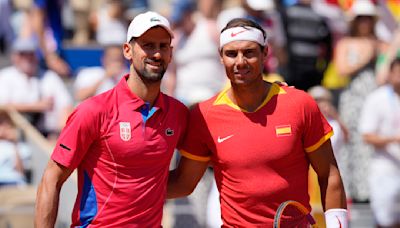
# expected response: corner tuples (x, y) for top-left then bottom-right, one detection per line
(119, 122), (131, 141)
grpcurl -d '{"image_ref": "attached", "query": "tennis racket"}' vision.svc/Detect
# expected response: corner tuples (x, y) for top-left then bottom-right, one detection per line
(273, 200), (318, 228)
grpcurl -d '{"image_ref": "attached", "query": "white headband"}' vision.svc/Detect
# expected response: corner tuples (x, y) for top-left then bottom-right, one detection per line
(220, 26), (266, 49)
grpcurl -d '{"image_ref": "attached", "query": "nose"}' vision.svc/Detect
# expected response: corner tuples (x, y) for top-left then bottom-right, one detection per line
(236, 53), (247, 68)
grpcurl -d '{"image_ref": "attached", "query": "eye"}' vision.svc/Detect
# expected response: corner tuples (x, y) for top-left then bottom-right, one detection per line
(160, 43), (170, 51)
(142, 43), (155, 50)
(244, 49), (256, 58)
(224, 50), (237, 58)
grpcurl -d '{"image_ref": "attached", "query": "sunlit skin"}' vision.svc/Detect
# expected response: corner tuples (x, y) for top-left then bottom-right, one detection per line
(123, 26), (172, 84)
(220, 40), (271, 111)
(354, 16), (375, 37)
(220, 40), (267, 87)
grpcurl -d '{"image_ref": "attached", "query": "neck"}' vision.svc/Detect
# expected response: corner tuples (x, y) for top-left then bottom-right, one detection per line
(228, 80), (271, 112)
(126, 72), (161, 106)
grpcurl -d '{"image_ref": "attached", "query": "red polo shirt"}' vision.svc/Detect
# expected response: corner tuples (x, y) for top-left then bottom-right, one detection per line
(51, 75), (188, 227)
(180, 83), (332, 227)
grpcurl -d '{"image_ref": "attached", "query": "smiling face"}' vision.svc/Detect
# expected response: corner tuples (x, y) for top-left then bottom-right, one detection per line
(220, 40), (267, 87)
(123, 26), (172, 83)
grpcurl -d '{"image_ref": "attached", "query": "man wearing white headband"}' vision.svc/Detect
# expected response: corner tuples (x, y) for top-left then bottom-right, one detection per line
(35, 11), (189, 227)
(168, 18), (348, 227)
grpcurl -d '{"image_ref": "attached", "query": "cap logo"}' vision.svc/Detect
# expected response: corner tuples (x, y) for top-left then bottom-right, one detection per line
(150, 17), (161, 22)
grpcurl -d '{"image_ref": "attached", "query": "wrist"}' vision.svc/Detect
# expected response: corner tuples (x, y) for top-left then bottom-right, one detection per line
(325, 208), (348, 228)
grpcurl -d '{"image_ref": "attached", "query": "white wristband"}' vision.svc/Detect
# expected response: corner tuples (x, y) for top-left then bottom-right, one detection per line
(324, 208), (348, 228)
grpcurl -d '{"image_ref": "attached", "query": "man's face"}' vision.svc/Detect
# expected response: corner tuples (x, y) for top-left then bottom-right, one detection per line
(13, 51), (38, 76)
(123, 27), (172, 83)
(220, 40), (267, 86)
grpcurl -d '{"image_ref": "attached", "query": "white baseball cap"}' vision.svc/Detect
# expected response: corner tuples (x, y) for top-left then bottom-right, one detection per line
(126, 11), (174, 42)
(246, 0), (275, 11)
(350, 0), (377, 17)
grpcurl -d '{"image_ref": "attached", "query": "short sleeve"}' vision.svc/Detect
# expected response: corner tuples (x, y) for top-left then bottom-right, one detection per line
(179, 104), (211, 162)
(302, 95), (333, 153)
(51, 101), (101, 169)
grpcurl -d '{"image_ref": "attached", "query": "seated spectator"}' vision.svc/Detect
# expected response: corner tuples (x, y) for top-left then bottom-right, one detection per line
(0, 110), (26, 187)
(0, 38), (73, 139)
(90, 0), (127, 45)
(73, 44), (128, 102)
(31, 0), (71, 77)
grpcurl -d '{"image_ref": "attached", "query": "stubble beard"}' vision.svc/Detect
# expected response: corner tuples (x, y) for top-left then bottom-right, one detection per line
(135, 59), (167, 83)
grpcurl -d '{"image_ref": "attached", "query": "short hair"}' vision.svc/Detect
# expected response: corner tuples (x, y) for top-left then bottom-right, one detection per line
(390, 57), (400, 71)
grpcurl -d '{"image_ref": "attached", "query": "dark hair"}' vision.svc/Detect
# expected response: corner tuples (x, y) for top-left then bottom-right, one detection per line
(220, 18), (267, 50)
(390, 57), (400, 71)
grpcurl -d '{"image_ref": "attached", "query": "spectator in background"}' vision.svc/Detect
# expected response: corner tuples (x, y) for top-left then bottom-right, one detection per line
(308, 85), (348, 159)
(90, 0), (127, 45)
(282, 0), (333, 92)
(163, 0), (226, 106)
(334, 0), (388, 202)
(0, 38), (73, 140)
(69, 0), (104, 45)
(359, 57), (400, 228)
(0, 110), (26, 187)
(217, 0), (287, 74)
(31, 0), (71, 77)
(74, 44), (128, 102)
(0, 0), (14, 55)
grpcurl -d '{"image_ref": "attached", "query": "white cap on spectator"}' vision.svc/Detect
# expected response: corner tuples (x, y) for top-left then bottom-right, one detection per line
(12, 37), (37, 52)
(350, 0), (377, 17)
(246, 0), (274, 11)
(126, 11), (174, 42)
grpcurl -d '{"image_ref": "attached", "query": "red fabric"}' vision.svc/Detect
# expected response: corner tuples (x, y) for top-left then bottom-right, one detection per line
(52, 75), (188, 227)
(181, 84), (332, 226)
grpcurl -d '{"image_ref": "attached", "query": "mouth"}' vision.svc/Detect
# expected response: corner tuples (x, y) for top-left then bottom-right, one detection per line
(145, 59), (163, 71)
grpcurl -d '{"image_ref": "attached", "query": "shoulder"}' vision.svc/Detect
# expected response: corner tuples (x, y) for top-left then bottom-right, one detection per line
(0, 66), (18, 78)
(365, 85), (389, 102)
(162, 93), (189, 114)
(76, 67), (105, 78)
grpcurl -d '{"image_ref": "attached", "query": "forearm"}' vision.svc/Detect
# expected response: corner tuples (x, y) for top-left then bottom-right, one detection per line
(167, 156), (209, 199)
(318, 169), (347, 211)
(363, 134), (399, 148)
(167, 169), (194, 199)
(35, 176), (61, 228)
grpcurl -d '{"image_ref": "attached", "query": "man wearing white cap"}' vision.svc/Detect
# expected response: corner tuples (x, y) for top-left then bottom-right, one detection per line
(168, 18), (348, 227)
(35, 11), (189, 227)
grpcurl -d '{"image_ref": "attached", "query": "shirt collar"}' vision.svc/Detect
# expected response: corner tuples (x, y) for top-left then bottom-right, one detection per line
(213, 82), (287, 112)
(116, 74), (166, 111)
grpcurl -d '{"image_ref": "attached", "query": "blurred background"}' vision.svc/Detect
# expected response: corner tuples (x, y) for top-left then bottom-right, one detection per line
(0, 0), (399, 227)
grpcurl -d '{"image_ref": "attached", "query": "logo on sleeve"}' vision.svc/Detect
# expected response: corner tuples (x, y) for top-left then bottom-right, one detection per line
(120, 122), (131, 141)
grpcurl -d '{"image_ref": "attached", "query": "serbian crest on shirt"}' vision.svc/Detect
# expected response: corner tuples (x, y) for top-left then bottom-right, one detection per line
(119, 122), (131, 141)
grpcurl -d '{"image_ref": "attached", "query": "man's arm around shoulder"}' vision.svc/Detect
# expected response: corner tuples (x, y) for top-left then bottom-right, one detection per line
(167, 156), (209, 199)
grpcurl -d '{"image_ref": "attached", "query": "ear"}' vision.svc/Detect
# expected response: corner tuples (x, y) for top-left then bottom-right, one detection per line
(263, 46), (268, 58)
(123, 43), (132, 61)
(219, 49), (224, 64)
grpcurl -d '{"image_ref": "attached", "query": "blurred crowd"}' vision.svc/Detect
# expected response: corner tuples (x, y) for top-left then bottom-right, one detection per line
(0, 0), (400, 227)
